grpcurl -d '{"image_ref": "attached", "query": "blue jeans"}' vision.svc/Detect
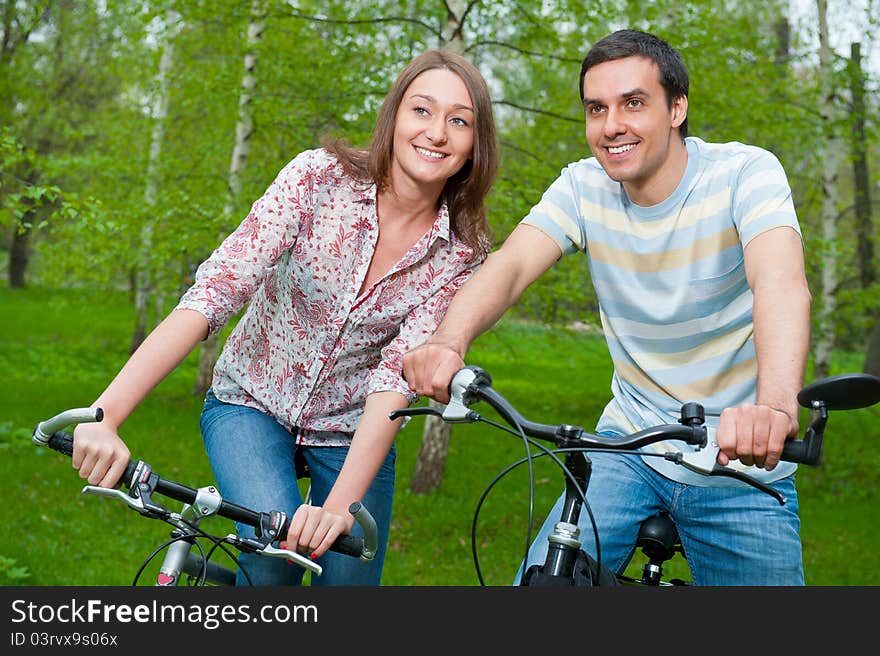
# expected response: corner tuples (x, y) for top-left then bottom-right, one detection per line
(200, 391), (395, 586)
(515, 451), (804, 586)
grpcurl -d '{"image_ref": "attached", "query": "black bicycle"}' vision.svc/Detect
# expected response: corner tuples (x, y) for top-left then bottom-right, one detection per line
(390, 366), (880, 586)
(32, 409), (379, 586)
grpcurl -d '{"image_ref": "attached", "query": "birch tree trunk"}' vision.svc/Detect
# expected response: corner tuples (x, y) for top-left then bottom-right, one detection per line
(811, 0), (844, 380)
(193, 3), (264, 396)
(410, 1), (468, 494)
(131, 10), (178, 353)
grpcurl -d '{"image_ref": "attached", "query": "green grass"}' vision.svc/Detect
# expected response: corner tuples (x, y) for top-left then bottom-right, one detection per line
(1, 285), (878, 586)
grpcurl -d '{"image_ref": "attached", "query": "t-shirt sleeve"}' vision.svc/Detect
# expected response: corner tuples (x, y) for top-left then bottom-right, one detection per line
(519, 165), (586, 256)
(732, 148), (802, 247)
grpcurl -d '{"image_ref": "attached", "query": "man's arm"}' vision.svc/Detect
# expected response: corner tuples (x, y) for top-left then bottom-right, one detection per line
(403, 223), (562, 402)
(715, 226), (812, 470)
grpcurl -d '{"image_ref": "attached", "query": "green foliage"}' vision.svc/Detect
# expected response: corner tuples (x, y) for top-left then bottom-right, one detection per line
(2, 0), (876, 355)
(0, 556), (31, 585)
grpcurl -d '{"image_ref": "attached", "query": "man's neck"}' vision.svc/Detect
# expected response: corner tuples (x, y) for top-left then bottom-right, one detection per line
(624, 137), (689, 207)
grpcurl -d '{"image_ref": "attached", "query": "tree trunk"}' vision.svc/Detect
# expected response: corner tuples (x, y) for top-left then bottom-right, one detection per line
(811, 0), (843, 380)
(193, 2), (263, 396)
(409, 1), (466, 493)
(8, 169), (38, 289)
(864, 317), (880, 376)
(8, 220), (31, 289)
(131, 11), (177, 353)
(410, 402), (453, 493)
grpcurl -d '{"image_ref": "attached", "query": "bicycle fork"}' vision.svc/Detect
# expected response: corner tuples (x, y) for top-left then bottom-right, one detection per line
(520, 451), (599, 586)
(539, 451), (591, 579)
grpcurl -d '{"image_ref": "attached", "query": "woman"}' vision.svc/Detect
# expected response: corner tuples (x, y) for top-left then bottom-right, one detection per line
(72, 49), (499, 585)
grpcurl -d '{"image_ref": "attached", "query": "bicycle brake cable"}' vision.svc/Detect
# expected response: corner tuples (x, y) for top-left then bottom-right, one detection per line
(469, 415), (603, 585)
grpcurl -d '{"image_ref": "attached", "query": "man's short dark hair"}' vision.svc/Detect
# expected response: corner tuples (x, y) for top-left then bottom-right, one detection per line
(580, 29), (689, 138)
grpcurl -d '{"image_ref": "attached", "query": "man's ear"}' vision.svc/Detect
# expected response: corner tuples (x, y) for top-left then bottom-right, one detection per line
(671, 94), (688, 129)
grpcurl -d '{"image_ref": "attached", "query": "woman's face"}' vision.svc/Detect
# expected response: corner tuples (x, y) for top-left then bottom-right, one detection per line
(390, 68), (475, 196)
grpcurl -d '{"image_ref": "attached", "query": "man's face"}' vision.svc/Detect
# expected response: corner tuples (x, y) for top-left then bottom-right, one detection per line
(582, 55), (687, 204)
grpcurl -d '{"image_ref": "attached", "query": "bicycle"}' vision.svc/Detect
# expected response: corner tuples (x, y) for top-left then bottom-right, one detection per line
(31, 408), (380, 586)
(390, 366), (880, 586)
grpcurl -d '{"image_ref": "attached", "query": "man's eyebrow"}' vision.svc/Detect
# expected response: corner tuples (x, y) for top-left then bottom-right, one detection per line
(583, 87), (650, 106)
(409, 93), (473, 112)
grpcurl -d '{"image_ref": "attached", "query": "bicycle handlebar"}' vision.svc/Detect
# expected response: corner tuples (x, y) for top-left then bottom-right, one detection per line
(393, 365), (707, 450)
(33, 409), (379, 575)
(392, 366), (880, 501)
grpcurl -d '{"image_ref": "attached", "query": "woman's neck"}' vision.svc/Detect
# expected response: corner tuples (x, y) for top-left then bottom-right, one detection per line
(377, 183), (442, 227)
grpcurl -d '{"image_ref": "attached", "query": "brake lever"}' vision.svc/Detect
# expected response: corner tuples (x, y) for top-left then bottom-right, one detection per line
(240, 540), (323, 576)
(81, 459), (171, 518)
(389, 406), (442, 420)
(676, 455), (786, 505)
(389, 402), (479, 423)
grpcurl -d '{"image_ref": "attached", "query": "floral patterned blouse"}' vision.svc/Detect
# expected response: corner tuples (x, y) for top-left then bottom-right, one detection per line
(176, 148), (483, 445)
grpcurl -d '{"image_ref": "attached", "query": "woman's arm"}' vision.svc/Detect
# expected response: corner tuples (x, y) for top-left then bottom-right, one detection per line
(72, 309), (210, 488)
(283, 390), (406, 559)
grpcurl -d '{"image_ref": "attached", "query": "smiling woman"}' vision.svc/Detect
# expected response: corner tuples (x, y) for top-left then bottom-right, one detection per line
(67, 49), (500, 587)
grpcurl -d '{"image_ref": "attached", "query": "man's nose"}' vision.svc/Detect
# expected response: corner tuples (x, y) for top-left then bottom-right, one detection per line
(603, 107), (626, 137)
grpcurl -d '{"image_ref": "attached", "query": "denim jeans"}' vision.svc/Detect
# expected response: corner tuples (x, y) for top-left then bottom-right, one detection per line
(200, 390), (395, 586)
(514, 450), (804, 586)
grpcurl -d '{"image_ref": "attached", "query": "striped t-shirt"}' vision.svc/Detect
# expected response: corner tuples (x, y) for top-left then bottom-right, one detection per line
(521, 137), (801, 486)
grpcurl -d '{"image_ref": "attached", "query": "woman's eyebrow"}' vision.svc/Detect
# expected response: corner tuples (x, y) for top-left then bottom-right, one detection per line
(409, 93), (473, 112)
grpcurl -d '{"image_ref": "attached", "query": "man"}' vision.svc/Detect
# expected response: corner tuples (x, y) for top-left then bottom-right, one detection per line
(402, 29), (812, 585)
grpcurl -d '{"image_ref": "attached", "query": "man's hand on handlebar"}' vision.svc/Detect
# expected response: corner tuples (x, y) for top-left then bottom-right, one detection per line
(402, 340), (466, 404)
(715, 403), (798, 471)
(71, 421), (130, 489)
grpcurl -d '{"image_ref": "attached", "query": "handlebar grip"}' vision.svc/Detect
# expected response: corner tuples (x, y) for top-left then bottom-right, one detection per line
(46, 430), (139, 488)
(276, 516), (368, 559)
(47, 431), (74, 457)
(780, 437), (821, 465)
(331, 534), (367, 558)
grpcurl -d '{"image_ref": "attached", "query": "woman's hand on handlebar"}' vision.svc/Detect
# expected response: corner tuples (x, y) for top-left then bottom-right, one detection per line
(71, 421), (130, 489)
(282, 503), (354, 561)
(402, 340), (466, 404)
(715, 403), (798, 471)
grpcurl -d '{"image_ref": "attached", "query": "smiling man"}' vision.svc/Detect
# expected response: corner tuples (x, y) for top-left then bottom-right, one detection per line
(402, 29), (813, 586)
